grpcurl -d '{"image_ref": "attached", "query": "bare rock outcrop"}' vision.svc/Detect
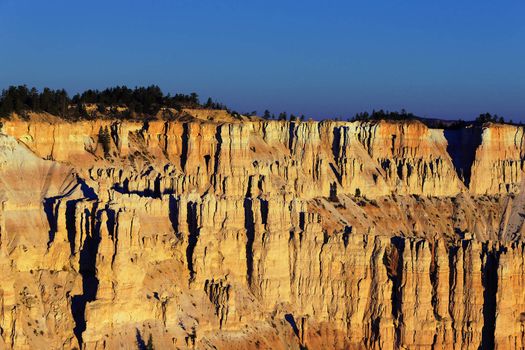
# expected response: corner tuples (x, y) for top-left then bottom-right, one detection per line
(1, 115), (525, 349)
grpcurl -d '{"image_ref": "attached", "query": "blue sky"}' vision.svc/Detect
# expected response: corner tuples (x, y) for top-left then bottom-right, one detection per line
(1, 0), (524, 120)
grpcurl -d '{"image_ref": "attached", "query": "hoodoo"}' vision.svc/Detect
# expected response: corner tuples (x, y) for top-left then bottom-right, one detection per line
(1, 110), (525, 349)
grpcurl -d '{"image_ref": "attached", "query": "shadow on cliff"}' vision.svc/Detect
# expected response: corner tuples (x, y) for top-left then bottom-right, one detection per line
(43, 197), (59, 245)
(481, 246), (502, 350)
(136, 329), (147, 350)
(71, 208), (102, 347)
(244, 198), (255, 287)
(284, 314), (308, 350)
(113, 176), (163, 198)
(186, 202), (200, 282)
(443, 127), (483, 188)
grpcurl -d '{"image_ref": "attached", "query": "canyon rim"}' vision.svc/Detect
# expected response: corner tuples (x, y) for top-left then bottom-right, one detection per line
(0, 109), (525, 349)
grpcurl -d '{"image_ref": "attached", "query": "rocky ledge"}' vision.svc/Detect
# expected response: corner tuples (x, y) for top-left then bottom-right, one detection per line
(1, 111), (525, 349)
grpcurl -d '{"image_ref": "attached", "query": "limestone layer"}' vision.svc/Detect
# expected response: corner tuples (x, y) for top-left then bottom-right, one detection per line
(1, 114), (525, 349)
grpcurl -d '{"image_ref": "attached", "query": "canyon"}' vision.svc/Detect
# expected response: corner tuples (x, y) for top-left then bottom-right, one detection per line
(1, 110), (525, 349)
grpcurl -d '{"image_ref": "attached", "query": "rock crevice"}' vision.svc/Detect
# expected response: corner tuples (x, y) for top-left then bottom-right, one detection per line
(1, 116), (525, 349)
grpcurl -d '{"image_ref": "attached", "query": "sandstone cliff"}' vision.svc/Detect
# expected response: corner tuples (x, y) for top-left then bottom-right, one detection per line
(1, 113), (525, 349)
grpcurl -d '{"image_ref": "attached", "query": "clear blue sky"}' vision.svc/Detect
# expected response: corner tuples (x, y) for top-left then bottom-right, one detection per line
(1, 0), (524, 120)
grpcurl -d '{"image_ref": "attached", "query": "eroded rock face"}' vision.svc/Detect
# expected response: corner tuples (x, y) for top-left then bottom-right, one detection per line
(1, 114), (525, 349)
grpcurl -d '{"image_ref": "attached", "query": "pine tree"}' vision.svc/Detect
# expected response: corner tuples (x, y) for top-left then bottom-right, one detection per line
(77, 102), (89, 119)
(98, 126), (111, 156)
(190, 92), (199, 105)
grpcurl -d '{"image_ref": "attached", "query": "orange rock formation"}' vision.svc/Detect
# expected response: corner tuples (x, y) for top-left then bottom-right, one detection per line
(0, 111), (524, 349)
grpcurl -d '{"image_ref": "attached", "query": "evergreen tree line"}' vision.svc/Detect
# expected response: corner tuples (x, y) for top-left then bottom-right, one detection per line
(0, 86), (520, 126)
(260, 109), (306, 121)
(352, 109), (416, 121)
(0, 85), (228, 119)
(0, 86), (69, 118)
(351, 109), (519, 128)
(249, 108), (518, 127)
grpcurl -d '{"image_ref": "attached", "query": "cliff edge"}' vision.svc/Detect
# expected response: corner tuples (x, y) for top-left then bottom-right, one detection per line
(0, 113), (525, 349)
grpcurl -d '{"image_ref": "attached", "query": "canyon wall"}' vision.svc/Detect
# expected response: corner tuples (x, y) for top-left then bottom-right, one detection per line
(1, 114), (525, 349)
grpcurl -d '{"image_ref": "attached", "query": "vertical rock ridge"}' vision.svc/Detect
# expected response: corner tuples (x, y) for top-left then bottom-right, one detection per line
(2, 118), (525, 348)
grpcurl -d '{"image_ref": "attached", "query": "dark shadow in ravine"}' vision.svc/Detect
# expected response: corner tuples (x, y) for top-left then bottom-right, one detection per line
(71, 208), (101, 347)
(443, 126), (483, 188)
